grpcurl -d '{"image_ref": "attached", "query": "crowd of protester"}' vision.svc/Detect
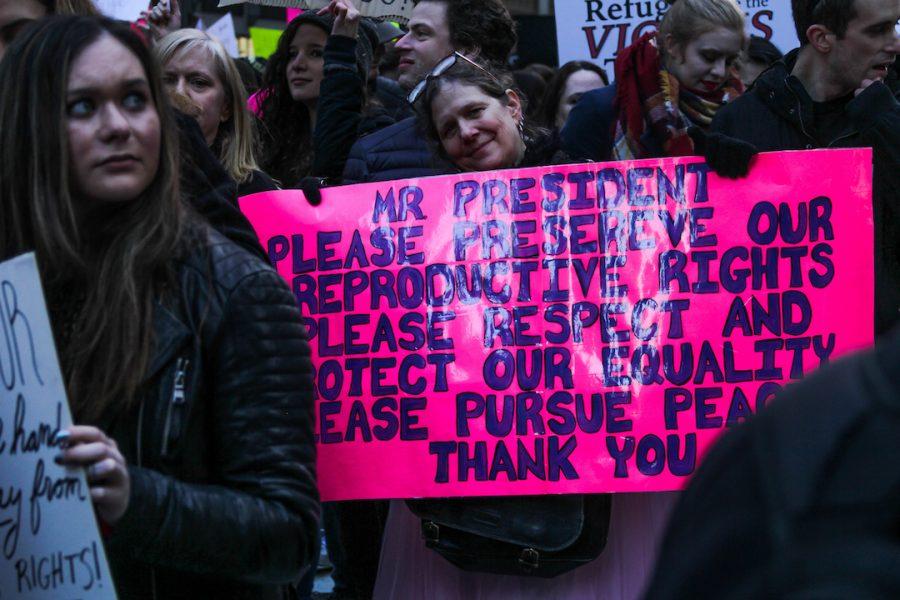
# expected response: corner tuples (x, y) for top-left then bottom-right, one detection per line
(0, 0), (897, 598)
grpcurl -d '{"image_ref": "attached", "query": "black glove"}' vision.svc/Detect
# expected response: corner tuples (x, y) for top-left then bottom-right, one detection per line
(688, 126), (759, 179)
(298, 176), (326, 206)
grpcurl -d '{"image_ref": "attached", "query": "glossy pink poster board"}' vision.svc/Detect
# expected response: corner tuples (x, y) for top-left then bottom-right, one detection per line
(240, 149), (874, 501)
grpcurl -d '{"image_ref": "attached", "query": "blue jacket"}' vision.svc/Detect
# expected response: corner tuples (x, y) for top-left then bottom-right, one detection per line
(341, 116), (451, 184)
(560, 82), (666, 161)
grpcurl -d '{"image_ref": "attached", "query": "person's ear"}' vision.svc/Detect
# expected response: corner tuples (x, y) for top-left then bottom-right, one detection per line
(806, 24), (834, 53)
(220, 102), (232, 123)
(505, 88), (523, 123)
(662, 34), (683, 63)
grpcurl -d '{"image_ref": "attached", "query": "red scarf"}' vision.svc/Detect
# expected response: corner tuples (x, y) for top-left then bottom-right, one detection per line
(611, 32), (743, 159)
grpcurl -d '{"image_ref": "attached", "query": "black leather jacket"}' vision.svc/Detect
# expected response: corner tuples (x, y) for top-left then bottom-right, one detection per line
(98, 228), (319, 599)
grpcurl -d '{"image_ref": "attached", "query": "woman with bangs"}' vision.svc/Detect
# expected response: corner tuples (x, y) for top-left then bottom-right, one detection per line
(0, 15), (318, 598)
(155, 28), (277, 196)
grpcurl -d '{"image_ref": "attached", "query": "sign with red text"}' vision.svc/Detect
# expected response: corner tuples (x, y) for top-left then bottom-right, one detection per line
(240, 149), (873, 501)
(0, 254), (117, 599)
(554, 0), (797, 76)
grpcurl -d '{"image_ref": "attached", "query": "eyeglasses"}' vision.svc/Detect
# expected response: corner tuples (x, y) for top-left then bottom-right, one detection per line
(407, 52), (501, 104)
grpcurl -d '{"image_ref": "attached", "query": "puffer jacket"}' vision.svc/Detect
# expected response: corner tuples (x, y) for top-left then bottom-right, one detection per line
(711, 50), (900, 335)
(98, 227), (319, 599)
(341, 116), (452, 184)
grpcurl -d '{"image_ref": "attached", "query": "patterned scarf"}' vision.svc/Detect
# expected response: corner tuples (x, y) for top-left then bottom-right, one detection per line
(611, 32), (743, 160)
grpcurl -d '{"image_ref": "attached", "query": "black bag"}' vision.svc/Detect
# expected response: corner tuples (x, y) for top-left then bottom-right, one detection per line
(406, 494), (611, 578)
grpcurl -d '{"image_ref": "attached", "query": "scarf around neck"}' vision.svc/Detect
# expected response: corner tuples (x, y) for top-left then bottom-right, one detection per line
(611, 32), (743, 160)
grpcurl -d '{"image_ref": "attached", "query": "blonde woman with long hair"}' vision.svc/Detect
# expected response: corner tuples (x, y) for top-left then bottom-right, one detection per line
(156, 28), (278, 195)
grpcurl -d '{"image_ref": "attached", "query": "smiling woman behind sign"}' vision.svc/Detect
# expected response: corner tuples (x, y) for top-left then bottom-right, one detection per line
(561, 0), (746, 162)
(368, 55), (677, 600)
(0, 16), (318, 598)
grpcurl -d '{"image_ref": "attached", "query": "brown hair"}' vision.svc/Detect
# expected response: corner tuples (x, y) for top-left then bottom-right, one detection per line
(413, 0), (517, 64)
(0, 16), (186, 422)
(538, 61), (609, 128)
(791, 0), (858, 43)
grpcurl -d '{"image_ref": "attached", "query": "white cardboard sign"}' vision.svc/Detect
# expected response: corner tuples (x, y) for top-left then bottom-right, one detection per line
(554, 0), (798, 78)
(207, 12), (240, 58)
(94, 0), (150, 22)
(0, 253), (117, 599)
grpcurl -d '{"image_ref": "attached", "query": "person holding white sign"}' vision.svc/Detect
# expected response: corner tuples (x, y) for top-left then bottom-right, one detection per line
(561, 0), (746, 163)
(0, 15), (319, 599)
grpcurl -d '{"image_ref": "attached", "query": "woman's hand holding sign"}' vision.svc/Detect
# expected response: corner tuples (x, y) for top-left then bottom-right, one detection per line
(56, 426), (131, 526)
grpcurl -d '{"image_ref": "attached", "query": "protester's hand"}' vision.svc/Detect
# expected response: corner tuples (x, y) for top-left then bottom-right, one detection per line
(55, 426), (130, 526)
(318, 0), (360, 39)
(142, 0), (182, 42)
(688, 126), (758, 179)
(298, 176), (326, 205)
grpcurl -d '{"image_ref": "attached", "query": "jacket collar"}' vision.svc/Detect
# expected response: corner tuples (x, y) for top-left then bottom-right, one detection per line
(143, 301), (192, 384)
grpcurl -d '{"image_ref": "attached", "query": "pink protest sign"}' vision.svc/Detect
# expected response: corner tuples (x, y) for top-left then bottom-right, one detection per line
(239, 149), (874, 502)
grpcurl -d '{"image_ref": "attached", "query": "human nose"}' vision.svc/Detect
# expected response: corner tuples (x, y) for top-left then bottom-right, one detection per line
(395, 31), (413, 51)
(174, 76), (188, 97)
(289, 52), (306, 72)
(98, 102), (130, 140)
(460, 121), (479, 142)
(710, 58), (727, 80)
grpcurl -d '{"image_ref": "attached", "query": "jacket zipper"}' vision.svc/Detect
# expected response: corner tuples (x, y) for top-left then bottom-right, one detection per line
(161, 358), (189, 458)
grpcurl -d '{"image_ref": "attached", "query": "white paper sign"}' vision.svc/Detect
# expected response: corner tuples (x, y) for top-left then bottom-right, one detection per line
(94, 0), (149, 21)
(207, 12), (240, 58)
(0, 253), (117, 599)
(554, 0), (798, 78)
(218, 0), (414, 23)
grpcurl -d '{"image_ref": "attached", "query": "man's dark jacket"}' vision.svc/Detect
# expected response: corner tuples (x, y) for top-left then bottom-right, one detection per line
(712, 51), (900, 335)
(644, 327), (900, 599)
(341, 116), (451, 184)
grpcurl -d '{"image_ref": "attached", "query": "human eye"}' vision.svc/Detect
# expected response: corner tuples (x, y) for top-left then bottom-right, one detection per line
(467, 106), (485, 119)
(311, 47), (324, 59)
(162, 72), (178, 86)
(414, 26), (431, 40)
(66, 98), (94, 117)
(190, 76), (211, 89)
(122, 91), (148, 111)
(568, 93), (583, 106)
(700, 51), (719, 63)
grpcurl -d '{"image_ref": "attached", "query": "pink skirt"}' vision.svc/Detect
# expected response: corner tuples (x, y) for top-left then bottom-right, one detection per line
(374, 492), (679, 600)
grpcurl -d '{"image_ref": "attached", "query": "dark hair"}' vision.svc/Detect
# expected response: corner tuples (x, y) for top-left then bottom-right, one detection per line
(791, 0), (858, 42)
(538, 61), (608, 128)
(257, 15), (324, 187)
(512, 68), (546, 120)
(746, 35), (783, 65)
(413, 0), (517, 64)
(0, 15), (185, 421)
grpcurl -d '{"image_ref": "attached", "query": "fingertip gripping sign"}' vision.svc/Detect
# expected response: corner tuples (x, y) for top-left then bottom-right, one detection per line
(240, 149), (874, 501)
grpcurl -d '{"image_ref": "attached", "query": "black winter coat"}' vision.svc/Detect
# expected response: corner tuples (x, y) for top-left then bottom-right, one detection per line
(711, 51), (900, 335)
(99, 228), (319, 599)
(644, 327), (900, 599)
(341, 116), (452, 184)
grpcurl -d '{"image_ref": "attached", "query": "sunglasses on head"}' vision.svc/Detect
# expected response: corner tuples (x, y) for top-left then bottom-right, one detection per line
(407, 51), (501, 104)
